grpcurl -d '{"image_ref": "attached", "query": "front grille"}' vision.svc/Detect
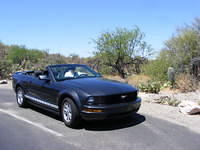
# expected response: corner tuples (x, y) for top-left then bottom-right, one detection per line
(94, 92), (137, 105)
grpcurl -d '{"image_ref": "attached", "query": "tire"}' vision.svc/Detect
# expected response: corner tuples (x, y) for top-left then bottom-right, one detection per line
(61, 98), (80, 128)
(16, 87), (27, 108)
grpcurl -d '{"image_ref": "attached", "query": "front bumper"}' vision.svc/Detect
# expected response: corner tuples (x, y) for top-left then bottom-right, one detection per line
(80, 97), (141, 120)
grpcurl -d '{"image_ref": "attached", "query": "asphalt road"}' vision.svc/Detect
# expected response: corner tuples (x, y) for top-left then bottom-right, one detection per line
(0, 88), (200, 150)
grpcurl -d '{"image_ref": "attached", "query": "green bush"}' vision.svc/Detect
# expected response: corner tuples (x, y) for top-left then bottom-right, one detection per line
(7, 45), (44, 65)
(142, 58), (171, 81)
(160, 81), (172, 89)
(142, 49), (172, 82)
(0, 60), (12, 79)
(138, 81), (161, 93)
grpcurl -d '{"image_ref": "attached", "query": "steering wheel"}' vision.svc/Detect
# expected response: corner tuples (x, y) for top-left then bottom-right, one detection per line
(78, 74), (88, 78)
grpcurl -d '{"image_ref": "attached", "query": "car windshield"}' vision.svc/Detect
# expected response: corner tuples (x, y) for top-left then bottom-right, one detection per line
(50, 65), (100, 81)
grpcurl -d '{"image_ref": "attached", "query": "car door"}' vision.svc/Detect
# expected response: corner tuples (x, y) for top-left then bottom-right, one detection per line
(28, 71), (59, 109)
(27, 75), (43, 98)
(37, 80), (59, 107)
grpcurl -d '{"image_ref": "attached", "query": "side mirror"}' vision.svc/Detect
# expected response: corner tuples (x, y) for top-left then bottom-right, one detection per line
(39, 75), (50, 81)
(96, 73), (102, 77)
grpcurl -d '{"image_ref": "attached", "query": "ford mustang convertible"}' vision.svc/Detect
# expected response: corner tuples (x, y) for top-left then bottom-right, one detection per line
(12, 64), (141, 128)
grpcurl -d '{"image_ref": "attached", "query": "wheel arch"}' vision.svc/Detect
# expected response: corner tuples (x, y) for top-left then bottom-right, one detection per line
(15, 83), (23, 92)
(15, 82), (27, 95)
(57, 92), (81, 113)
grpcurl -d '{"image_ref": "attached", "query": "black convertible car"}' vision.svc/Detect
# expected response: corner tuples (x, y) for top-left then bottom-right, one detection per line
(12, 64), (141, 128)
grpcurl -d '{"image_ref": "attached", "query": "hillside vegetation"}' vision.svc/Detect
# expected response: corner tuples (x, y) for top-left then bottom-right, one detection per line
(0, 18), (200, 92)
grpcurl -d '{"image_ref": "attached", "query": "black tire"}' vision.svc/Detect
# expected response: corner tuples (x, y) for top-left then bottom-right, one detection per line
(16, 87), (27, 108)
(61, 98), (80, 128)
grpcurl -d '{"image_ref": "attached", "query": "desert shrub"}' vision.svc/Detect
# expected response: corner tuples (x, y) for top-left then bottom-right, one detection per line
(99, 66), (114, 75)
(154, 96), (181, 107)
(176, 73), (197, 92)
(160, 81), (172, 89)
(0, 60), (12, 79)
(7, 45), (44, 65)
(127, 74), (151, 87)
(138, 81), (161, 93)
(142, 58), (171, 81)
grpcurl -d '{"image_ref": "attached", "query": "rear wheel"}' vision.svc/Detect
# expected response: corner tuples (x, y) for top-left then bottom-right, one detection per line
(61, 98), (80, 128)
(16, 87), (27, 108)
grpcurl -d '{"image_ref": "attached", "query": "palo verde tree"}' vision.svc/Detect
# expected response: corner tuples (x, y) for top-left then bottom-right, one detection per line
(163, 18), (200, 71)
(94, 27), (153, 78)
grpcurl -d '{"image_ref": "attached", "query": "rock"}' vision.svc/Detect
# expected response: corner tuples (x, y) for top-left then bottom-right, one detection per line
(0, 80), (8, 84)
(178, 101), (200, 115)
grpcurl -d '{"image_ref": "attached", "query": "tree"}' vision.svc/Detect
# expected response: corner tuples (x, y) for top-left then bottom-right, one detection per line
(165, 29), (200, 69)
(0, 42), (8, 59)
(46, 53), (67, 65)
(163, 18), (200, 71)
(0, 60), (12, 79)
(7, 45), (44, 65)
(68, 53), (82, 64)
(94, 27), (153, 78)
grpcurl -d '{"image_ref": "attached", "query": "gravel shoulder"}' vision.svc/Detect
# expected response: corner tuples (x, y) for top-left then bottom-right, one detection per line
(1, 81), (200, 134)
(140, 90), (200, 103)
(139, 90), (200, 134)
(139, 101), (200, 134)
(0, 80), (12, 89)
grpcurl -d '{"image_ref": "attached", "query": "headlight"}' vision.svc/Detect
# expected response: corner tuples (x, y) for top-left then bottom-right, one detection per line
(87, 97), (95, 105)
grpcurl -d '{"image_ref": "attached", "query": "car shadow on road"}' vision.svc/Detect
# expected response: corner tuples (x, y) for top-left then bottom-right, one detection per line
(28, 105), (145, 131)
(82, 113), (146, 131)
(28, 105), (62, 121)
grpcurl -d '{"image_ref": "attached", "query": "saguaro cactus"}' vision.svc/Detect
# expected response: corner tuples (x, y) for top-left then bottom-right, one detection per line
(167, 67), (175, 88)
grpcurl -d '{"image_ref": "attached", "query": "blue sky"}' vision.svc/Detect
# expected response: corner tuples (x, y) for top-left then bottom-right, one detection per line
(0, 0), (199, 57)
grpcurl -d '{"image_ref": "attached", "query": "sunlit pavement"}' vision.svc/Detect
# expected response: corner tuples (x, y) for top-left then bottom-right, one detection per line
(0, 88), (200, 150)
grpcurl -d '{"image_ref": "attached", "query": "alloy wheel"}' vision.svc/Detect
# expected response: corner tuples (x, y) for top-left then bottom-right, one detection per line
(17, 89), (24, 105)
(63, 102), (72, 123)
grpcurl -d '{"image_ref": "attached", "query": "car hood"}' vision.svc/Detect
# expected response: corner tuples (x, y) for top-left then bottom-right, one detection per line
(59, 77), (137, 96)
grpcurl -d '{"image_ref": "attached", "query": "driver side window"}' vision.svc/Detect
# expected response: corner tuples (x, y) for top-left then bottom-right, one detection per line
(34, 70), (49, 79)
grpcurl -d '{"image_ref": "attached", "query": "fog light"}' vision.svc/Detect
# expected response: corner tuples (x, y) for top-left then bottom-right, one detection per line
(83, 109), (103, 112)
(87, 97), (95, 105)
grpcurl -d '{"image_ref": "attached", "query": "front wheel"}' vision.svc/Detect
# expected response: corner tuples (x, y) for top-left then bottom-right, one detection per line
(16, 87), (27, 108)
(61, 98), (80, 128)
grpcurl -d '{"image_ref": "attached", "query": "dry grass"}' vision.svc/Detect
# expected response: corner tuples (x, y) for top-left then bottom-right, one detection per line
(104, 74), (151, 87)
(127, 74), (151, 87)
(103, 75), (127, 83)
(176, 74), (198, 93)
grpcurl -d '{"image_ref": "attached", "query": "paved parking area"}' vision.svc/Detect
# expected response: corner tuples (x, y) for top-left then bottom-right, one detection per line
(0, 88), (200, 150)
